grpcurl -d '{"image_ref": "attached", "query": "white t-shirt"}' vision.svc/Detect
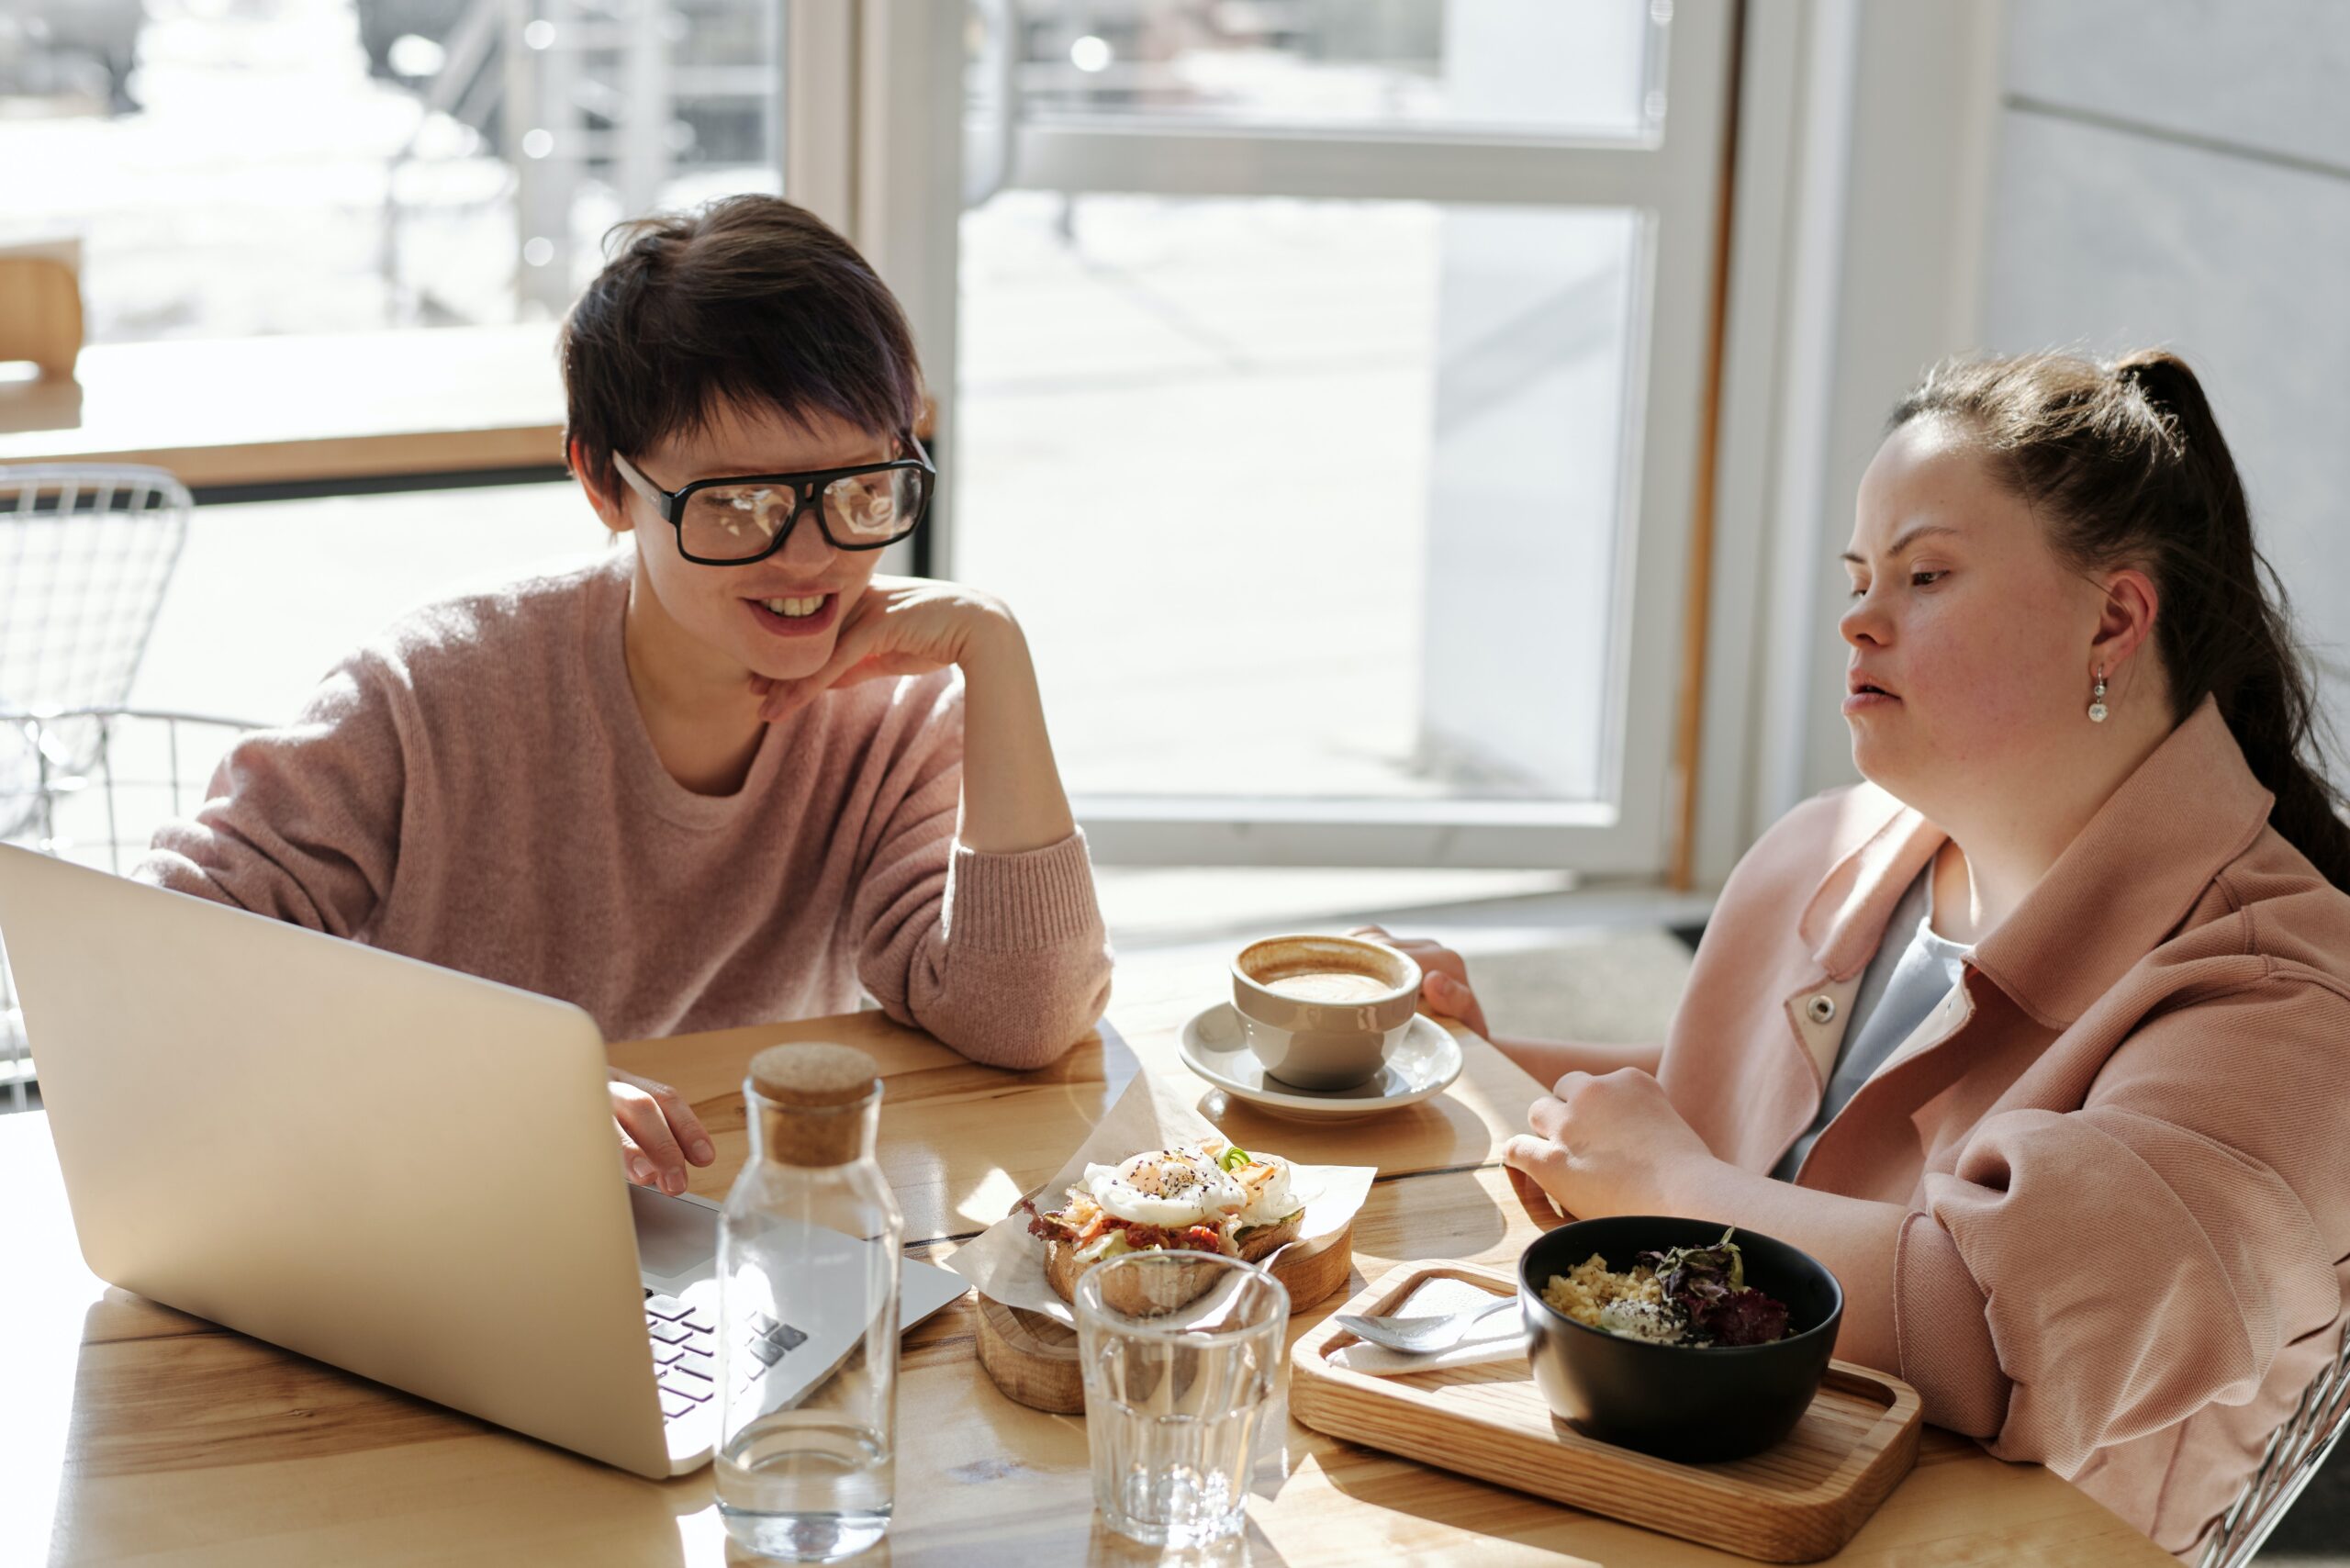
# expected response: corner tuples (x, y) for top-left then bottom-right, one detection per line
(1769, 865), (1975, 1182)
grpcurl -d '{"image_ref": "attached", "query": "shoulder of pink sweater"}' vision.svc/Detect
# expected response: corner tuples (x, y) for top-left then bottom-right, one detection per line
(349, 554), (618, 681)
(283, 555), (623, 740)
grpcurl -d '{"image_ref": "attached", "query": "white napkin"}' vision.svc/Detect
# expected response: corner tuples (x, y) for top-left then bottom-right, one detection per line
(1326, 1273), (1533, 1376)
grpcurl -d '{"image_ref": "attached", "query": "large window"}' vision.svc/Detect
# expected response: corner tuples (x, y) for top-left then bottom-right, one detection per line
(3, 0), (1733, 879)
(930, 0), (1733, 868)
(957, 192), (1640, 808)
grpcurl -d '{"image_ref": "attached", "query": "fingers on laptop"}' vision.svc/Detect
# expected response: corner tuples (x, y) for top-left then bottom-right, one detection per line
(617, 1130), (665, 1190)
(608, 1070), (716, 1194)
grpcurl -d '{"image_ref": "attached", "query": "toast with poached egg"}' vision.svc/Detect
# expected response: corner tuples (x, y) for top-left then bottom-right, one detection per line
(1022, 1136), (1306, 1313)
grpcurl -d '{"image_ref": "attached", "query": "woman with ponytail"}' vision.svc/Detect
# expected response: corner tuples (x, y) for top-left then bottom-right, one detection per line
(1373, 350), (2350, 1559)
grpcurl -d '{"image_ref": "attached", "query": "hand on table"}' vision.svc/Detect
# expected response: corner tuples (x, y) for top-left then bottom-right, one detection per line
(748, 575), (1013, 722)
(1503, 1068), (1722, 1229)
(610, 1068), (715, 1195)
(1349, 925), (1712, 1229)
(1348, 924), (1491, 1040)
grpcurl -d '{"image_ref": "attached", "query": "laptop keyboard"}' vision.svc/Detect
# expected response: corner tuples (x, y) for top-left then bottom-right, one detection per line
(644, 1291), (808, 1423)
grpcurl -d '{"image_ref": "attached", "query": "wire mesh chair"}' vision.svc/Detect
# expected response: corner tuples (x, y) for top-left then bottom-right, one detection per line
(0, 705), (262, 1113)
(1, 462), (217, 1113)
(1, 464), (193, 843)
(2198, 1316), (2350, 1568)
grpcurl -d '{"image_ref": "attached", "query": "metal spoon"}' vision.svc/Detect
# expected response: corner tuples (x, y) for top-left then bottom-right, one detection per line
(1334, 1294), (1518, 1354)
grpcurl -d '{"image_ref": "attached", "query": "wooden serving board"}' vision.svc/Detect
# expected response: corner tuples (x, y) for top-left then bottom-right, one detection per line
(1291, 1261), (1925, 1563)
(975, 1221), (1355, 1415)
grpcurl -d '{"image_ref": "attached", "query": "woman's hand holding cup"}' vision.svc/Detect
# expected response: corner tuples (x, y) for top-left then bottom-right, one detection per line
(1349, 924), (1492, 1040)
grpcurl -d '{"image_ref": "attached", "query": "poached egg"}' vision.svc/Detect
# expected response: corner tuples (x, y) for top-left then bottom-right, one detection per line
(1082, 1148), (1245, 1228)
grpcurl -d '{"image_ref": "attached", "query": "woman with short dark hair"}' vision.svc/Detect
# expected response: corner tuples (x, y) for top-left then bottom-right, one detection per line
(141, 196), (1113, 1192)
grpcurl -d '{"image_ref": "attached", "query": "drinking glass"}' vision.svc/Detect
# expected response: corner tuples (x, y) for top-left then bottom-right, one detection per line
(1074, 1251), (1290, 1549)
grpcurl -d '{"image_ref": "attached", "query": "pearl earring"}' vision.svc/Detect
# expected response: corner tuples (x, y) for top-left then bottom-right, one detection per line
(2088, 667), (2109, 723)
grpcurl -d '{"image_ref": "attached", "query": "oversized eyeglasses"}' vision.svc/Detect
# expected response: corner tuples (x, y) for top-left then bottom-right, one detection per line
(610, 438), (934, 565)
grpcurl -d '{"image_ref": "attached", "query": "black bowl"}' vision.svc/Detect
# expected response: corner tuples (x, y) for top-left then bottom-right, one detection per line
(1517, 1215), (1843, 1463)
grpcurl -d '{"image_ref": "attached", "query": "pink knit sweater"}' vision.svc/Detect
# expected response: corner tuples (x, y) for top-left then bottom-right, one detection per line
(138, 554), (1113, 1065)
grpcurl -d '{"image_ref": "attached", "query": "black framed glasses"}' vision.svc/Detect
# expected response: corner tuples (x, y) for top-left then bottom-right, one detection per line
(610, 436), (934, 565)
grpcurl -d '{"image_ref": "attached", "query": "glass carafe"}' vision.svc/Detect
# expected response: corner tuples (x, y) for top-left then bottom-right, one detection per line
(715, 1043), (902, 1563)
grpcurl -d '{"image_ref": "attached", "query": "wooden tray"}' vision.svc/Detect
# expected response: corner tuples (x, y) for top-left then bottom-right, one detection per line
(1291, 1261), (1924, 1563)
(976, 1220), (1354, 1415)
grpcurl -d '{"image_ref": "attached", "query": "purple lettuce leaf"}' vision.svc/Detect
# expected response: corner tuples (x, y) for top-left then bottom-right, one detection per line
(1635, 1226), (1791, 1346)
(1690, 1286), (1792, 1347)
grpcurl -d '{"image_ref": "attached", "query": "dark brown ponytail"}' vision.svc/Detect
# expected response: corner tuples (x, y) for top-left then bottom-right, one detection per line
(1890, 350), (2350, 890)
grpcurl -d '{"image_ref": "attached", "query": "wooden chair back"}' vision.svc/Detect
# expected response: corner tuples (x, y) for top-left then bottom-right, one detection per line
(0, 255), (85, 382)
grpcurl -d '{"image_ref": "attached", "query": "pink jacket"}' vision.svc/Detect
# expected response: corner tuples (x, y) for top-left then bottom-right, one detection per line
(1658, 697), (2350, 1556)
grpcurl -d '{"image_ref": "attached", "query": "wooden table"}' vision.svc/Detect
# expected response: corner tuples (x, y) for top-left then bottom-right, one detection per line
(4, 971), (2169, 1566)
(0, 325), (565, 498)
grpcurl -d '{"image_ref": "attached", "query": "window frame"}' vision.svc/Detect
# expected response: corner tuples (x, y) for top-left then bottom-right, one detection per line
(811, 0), (1739, 873)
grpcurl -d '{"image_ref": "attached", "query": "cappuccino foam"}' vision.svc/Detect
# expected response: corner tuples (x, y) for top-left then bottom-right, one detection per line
(1260, 969), (1395, 1003)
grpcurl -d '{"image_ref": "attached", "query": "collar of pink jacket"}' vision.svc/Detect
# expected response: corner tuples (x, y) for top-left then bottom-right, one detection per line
(1661, 686), (2314, 1194)
(1796, 693), (2270, 1029)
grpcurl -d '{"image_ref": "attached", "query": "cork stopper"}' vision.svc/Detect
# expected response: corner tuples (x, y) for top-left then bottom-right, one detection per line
(748, 1044), (881, 1167)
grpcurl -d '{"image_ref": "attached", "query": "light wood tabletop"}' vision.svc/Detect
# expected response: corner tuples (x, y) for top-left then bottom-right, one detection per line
(3, 967), (2171, 1566)
(0, 324), (565, 492)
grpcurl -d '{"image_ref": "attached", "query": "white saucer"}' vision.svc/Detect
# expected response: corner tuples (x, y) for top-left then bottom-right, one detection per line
(1177, 1002), (1464, 1120)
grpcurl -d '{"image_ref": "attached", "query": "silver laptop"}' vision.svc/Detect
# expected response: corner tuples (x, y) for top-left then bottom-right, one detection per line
(0, 846), (967, 1479)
